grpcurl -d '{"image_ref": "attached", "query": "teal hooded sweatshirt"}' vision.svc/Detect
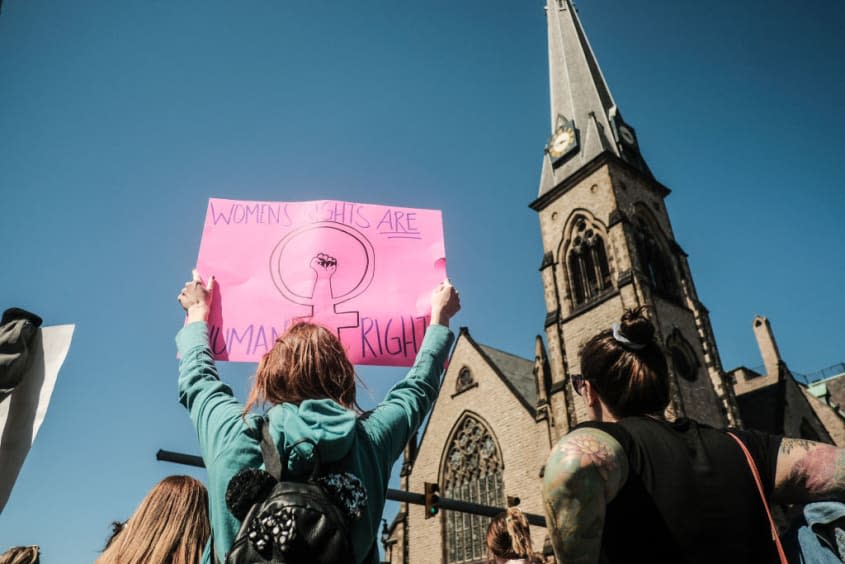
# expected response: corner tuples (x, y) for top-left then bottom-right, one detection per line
(176, 321), (454, 563)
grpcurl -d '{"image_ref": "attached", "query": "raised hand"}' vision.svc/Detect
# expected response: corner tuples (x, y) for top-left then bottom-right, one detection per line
(430, 280), (461, 327)
(310, 253), (338, 279)
(178, 269), (214, 323)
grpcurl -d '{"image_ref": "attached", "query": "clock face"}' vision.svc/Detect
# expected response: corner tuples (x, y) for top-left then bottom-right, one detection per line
(618, 124), (636, 146)
(548, 126), (576, 158)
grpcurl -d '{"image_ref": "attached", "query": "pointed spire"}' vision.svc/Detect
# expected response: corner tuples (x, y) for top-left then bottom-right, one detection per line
(539, 0), (652, 197)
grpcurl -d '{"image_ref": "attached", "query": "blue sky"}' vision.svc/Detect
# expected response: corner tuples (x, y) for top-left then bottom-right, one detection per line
(1, 0), (843, 561)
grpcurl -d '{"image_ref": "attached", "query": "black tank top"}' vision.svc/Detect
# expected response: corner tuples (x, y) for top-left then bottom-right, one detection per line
(577, 417), (782, 563)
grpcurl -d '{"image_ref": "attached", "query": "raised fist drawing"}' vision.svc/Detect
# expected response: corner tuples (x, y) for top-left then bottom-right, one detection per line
(310, 252), (337, 279)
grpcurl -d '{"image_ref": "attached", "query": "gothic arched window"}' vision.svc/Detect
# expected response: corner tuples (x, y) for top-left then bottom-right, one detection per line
(455, 367), (475, 395)
(670, 347), (696, 382)
(567, 216), (612, 307)
(442, 414), (504, 563)
(633, 217), (679, 300)
(667, 331), (700, 382)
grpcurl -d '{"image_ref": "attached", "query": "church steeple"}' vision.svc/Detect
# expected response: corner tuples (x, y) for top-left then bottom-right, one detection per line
(532, 0), (740, 436)
(539, 0), (652, 197)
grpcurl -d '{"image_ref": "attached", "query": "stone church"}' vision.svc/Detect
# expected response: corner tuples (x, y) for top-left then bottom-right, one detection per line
(383, 1), (842, 562)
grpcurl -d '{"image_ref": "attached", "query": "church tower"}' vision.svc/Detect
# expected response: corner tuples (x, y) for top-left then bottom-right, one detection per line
(531, 0), (740, 439)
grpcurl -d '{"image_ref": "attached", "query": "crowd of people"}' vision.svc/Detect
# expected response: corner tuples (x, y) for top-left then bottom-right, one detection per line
(3, 271), (845, 563)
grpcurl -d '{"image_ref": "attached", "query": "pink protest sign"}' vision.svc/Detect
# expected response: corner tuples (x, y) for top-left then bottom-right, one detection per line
(195, 198), (447, 366)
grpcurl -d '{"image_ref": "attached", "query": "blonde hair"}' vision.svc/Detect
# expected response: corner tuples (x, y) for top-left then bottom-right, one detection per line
(95, 475), (210, 564)
(0, 546), (39, 564)
(486, 507), (541, 563)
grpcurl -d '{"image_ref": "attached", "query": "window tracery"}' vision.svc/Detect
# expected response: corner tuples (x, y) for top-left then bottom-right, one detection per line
(566, 216), (612, 307)
(633, 216), (679, 299)
(443, 414), (504, 563)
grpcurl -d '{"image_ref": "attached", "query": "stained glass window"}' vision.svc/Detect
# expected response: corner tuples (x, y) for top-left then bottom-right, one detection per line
(567, 217), (612, 306)
(443, 414), (504, 563)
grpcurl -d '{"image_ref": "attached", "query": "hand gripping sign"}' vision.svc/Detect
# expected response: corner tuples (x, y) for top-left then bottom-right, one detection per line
(195, 198), (447, 366)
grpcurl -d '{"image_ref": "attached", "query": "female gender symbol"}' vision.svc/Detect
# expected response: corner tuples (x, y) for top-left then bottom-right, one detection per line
(268, 221), (375, 337)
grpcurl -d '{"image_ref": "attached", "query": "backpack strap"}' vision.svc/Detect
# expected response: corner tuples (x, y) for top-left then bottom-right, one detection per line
(289, 437), (321, 480)
(726, 431), (788, 564)
(260, 418), (323, 481)
(260, 417), (285, 481)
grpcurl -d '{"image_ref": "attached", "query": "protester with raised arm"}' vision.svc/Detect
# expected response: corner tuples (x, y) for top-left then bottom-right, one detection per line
(542, 307), (845, 563)
(176, 269), (460, 563)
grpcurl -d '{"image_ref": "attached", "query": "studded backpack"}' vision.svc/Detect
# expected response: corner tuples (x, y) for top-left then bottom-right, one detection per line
(224, 419), (371, 564)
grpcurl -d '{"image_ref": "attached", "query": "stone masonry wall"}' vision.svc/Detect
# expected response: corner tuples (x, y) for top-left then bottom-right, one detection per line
(406, 335), (551, 563)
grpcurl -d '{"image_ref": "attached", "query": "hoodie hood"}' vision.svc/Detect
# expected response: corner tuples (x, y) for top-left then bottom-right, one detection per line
(265, 399), (358, 476)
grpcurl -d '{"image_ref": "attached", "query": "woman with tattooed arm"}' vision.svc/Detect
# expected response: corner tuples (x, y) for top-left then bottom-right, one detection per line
(542, 308), (845, 563)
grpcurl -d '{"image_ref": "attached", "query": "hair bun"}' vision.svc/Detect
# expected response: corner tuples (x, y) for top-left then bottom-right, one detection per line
(620, 307), (655, 345)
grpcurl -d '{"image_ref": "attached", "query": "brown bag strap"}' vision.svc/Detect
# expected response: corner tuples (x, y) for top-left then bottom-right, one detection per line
(726, 432), (788, 564)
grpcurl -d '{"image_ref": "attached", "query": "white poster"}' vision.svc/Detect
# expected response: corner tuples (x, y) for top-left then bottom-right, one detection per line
(0, 325), (75, 513)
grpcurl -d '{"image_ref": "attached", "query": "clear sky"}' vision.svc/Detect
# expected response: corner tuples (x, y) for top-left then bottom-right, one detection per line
(1, 0), (843, 561)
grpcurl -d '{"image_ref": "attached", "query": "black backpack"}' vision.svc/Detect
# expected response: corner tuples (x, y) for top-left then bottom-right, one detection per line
(224, 420), (371, 564)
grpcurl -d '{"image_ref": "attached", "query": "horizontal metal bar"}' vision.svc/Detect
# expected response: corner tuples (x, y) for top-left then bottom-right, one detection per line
(157, 450), (546, 526)
(386, 489), (546, 527)
(156, 449), (205, 468)
(385, 488), (425, 505)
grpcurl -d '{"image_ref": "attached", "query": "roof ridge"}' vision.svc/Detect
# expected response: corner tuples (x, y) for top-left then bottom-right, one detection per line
(477, 342), (532, 363)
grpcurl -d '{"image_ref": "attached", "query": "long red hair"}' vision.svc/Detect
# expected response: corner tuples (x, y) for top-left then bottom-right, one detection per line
(244, 322), (359, 414)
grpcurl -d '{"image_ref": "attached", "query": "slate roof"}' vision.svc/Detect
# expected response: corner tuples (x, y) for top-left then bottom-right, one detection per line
(409, 331), (538, 469)
(476, 342), (537, 414)
(537, 0), (656, 203)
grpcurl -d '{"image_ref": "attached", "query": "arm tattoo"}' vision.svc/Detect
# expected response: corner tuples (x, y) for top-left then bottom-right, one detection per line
(557, 434), (620, 482)
(543, 428), (627, 564)
(779, 438), (815, 456)
(778, 439), (845, 501)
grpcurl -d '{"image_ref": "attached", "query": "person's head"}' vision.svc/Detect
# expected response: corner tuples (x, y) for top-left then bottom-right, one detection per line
(577, 307), (669, 420)
(95, 475), (210, 564)
(486, 507), (536, 563)
(0, 546), (39, 564)
(244, 322), (358, 414)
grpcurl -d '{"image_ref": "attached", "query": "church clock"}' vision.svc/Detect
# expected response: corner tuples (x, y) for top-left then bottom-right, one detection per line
(546, 114), (578, 163)
(617, 122), (637, 147)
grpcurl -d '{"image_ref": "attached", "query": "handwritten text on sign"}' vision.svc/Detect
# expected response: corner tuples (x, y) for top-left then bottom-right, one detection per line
(195, 199), (447, 366)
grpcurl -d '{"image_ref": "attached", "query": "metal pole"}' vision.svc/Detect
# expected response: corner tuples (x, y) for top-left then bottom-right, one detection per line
(385, 488), (546, 527)
(156, 449), (204, 468)
(156, 449), (547, 526)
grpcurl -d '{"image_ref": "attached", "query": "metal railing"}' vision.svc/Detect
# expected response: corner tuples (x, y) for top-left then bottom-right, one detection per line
(156, 449), (547, 526)
(791, 362), (845, 386)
